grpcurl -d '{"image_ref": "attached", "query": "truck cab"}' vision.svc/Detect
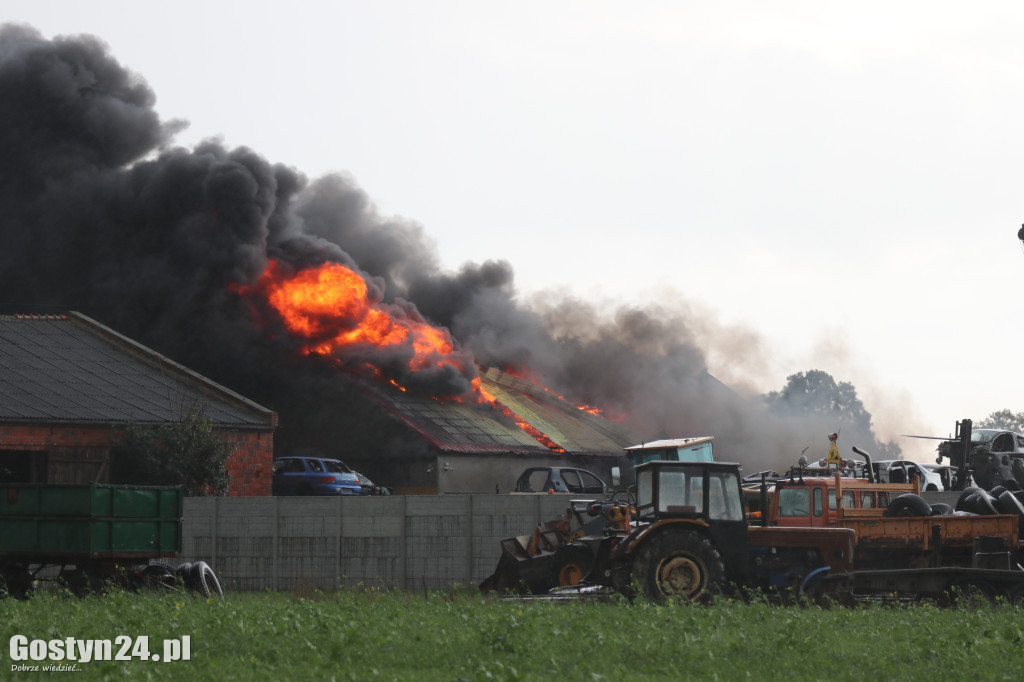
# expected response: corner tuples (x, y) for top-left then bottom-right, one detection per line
(767, 474), (919, 527)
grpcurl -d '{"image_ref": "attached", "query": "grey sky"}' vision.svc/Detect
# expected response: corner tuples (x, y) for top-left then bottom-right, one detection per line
(9, 1), (1024, 460)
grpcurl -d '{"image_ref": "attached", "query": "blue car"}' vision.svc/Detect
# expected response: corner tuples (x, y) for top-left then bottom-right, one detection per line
(272, 456), (362, 496)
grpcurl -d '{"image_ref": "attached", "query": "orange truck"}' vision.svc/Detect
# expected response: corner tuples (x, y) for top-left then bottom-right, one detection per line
(758, 470), (1024, 603)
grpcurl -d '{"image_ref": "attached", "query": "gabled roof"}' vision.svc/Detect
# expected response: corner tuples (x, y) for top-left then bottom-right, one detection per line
(356, 367), (641, 457)
(0, 312), (276, 428)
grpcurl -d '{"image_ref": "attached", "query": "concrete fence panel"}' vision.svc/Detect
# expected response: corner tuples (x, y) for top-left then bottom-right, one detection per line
(180, 494), (573, 592)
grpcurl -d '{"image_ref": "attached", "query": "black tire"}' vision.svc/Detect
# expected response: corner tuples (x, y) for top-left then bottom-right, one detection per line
(929, 503), (955, 516)
(997, 491), (1024, 537)
(964, 491), (999, 516)
(141, 562), (178, 590)
(633, 529), (725, 603)
(956, 487), (982, 511)
(189, 561), (224, 599)
(989, 486), (1008, 499)
(885, 493), (932, 518)
(550, 543), (594, 587)
(949, 581), (995, 609)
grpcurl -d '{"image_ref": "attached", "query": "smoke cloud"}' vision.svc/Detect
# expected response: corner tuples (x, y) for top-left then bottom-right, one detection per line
(0, 25), (897, 473)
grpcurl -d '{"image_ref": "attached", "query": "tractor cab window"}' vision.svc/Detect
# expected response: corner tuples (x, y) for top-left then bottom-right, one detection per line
(707, 470), (744, 521)
(778, 488), (810, 517)
(636, 465), (704, 516)
(813, 488), (823, 517)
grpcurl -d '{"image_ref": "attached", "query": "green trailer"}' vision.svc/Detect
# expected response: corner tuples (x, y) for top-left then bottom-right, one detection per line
(0, 483), (221, 599)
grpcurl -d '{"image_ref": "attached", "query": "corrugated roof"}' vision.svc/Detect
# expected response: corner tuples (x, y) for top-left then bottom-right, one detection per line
(359, 380), (550, 455)
(356, 367), (641, 457)
(0, 313), (276, 428)
(481, 368), (641, 456)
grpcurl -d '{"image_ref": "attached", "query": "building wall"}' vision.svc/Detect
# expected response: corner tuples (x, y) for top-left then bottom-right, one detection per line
(0, 422), (272, 496)
(221, 429), (274, 496)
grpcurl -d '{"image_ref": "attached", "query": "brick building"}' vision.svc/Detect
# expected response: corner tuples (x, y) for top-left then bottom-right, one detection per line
(0, 312), (277, 495)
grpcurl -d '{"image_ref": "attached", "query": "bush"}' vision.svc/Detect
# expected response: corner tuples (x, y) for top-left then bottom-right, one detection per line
(112, 402), (231, 495)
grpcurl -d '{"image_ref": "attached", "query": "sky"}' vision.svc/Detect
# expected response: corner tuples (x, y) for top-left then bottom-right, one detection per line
(7, 1), (1024, 462)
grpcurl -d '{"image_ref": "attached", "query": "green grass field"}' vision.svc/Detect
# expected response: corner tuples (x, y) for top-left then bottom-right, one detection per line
(2, 588), (1023, 681)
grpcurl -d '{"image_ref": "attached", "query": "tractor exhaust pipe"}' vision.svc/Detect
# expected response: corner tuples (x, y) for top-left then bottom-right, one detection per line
(852, 446), (875, 483)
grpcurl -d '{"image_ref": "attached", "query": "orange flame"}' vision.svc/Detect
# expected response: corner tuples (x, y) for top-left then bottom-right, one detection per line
(476, 380), (566, 453)
(238, 260), (463, 382)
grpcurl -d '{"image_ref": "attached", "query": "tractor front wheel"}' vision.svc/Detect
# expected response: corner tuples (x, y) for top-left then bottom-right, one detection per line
(634, 530), (725, 603)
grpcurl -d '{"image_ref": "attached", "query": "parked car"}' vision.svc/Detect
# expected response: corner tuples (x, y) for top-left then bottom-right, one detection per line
(921, 463), (960, 491)
(272, 456), (362, 496)
(513, 467), (607, 494)
(351, 470), (392, 496)
(872, 459), (943, 491)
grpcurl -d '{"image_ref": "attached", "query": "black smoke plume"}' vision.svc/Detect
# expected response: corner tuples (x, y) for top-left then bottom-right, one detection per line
(0, 25), (896, 472)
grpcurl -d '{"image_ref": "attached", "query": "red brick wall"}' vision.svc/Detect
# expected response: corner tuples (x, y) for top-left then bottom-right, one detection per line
(0, 423), (273, 496)
(219, 428), (273, 497)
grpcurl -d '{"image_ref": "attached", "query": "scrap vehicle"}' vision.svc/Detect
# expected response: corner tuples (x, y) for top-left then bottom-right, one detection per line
(907, 418), (1024, 491)
(482, 459), (858, 602)
(752, 450), (1024, 604)
(0, 483), (223, 599)
(513, 467), (608, 495)
(624, 437), (715, 467)
(483, 454), (1024, 605)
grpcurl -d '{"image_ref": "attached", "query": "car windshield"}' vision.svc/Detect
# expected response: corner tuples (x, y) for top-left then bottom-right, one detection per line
(972, 429), (1000, 443)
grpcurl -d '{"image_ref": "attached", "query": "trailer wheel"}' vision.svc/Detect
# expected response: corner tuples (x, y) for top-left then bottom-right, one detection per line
(1006, 584), (1024, 607)
(1, 563), (32, 600)
(949, 581), (995, 609)
(634, 530), (725, 604)
(885, 494), (931, 518)
(189, 561), (224, 599)
(551, 544), (594, 587)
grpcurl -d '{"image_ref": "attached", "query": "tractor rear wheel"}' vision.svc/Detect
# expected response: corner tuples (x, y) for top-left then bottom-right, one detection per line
(634, 529), (725, 603)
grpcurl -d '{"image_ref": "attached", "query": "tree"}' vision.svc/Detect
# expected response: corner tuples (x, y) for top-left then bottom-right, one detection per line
(764, 369), (901, 460)
(112, 403), (231, 496)
(977, 409), (1024, 434)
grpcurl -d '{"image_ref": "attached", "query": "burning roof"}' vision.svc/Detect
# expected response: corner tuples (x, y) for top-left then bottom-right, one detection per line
(354, 367), (642, 457)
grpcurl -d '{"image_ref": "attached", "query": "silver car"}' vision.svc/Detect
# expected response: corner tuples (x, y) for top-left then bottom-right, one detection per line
(873, 459), (943, 491)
